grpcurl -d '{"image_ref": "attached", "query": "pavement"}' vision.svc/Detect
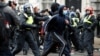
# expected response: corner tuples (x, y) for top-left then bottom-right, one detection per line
(16, 50), (100, 56)
(16, 37), (100, 56)
(94, 37), (100, 48)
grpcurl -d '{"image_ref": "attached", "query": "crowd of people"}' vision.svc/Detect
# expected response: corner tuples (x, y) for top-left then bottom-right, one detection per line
(0, 0), (99, 56)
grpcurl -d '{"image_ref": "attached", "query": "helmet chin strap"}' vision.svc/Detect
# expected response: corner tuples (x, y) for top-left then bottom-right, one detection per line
(25, 12), (32, 16)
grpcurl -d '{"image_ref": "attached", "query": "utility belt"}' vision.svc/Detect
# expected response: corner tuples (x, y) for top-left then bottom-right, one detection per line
(25, 28), (32, 30)
(19, 24), (38, 31)
(18, 29), (32, 32)
(19, 27), (32, 31)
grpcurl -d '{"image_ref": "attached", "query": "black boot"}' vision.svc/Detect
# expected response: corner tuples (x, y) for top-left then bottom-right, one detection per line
(78, 50), (84, 53)
(23, 50), (28, 55)
(87, 54), (93, 56)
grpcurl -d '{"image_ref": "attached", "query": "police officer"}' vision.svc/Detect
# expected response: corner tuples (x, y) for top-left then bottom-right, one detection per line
(80, 7), (97, 56)
(70, 13), (80, 51)
(13, 3), (40, 56)
(97, 14), (100, 37)
(42, 5), (71, 56)
(22, 4), (49, 55)
(0, 0), (20, 56)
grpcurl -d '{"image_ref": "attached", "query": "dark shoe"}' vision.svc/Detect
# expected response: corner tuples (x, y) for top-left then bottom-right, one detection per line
(23, 51), (28, 55)
(87, 54), (93, 56)
(51, 50), (57, 53)
(78, 50), (84, 53)
(75, 49), (79, 51)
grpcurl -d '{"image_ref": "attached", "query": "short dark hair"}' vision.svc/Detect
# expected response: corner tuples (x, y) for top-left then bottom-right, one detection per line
(51, 3), (60, 12)
(8, 1), (12, 6)
(8, 1), (17, 6)
(0, 0), (4, 2)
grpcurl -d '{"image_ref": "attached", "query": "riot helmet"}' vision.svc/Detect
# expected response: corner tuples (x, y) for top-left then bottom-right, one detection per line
(23, 3), (33, 14)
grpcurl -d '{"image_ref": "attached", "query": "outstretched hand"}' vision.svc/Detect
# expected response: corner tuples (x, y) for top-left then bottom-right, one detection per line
(65, 19), (69, 25)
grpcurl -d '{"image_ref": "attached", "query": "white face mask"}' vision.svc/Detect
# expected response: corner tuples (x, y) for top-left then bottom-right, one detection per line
(86, 10), (90, 14)
(63, 10), (68, 15)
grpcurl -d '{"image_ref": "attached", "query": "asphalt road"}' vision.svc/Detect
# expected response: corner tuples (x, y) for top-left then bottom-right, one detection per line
(16, 49), (100, 56)
(16, 37), (100, 56)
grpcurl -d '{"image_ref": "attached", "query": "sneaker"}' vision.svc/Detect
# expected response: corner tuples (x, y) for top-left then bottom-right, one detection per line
(78, 50), (84, 53)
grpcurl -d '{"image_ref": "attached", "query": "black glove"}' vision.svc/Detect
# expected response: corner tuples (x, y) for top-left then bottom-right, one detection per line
(87, 27), (92, 32)
(77, 25), (83, 29)
(67, 25), (75, 32)
(21, 23), (37, 29)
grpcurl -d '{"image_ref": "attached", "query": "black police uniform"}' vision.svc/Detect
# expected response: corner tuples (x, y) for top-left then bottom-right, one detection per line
(13, 13), (40, 56)
(97, 14), (100, 37)
(70, 14), (80, 51)
(80, 14), (97, 56)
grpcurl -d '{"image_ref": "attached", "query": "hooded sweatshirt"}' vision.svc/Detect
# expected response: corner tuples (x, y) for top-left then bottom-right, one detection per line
(50, 3), (60, 16)
(47, 5), (70, 35)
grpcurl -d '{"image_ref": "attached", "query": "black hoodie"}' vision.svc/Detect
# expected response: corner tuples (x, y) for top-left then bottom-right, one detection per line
(47, 5), (70, 34)
(51, 3), (60, 13)
(50, 3), (60, 16)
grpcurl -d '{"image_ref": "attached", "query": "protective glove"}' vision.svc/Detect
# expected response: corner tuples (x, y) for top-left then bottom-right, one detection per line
(87, 27), (92, 32)
(21, 23), (37, 29)
(77, 25), (83, 29)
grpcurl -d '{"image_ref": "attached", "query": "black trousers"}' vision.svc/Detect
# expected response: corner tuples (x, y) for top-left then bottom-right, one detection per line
(42, 32), (70, 56)
(12, 30), (40, 56)
(70, 30), (80, 50)
(33, 28), (40, 47)
(23, 42), (29, 55)
(97, 20), (100, 36)
(0, 48), (13, 56)
(80, 30), (94, 56)
(22, 28), (40, 54)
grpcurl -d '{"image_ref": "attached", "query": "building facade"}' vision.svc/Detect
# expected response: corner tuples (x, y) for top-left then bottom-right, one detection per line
(5, 0), (100, 15)
(81, 0), (100, 16)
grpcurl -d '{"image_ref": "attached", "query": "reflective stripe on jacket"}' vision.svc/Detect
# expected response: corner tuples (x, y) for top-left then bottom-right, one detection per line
(83, 15), (92, 24)
(24, 13), (34, 24)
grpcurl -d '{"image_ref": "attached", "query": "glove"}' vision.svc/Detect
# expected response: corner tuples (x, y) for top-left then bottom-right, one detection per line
(21, 23), (37, 29)
(87, 27), (92, 31)
(77, 25), (83, 29)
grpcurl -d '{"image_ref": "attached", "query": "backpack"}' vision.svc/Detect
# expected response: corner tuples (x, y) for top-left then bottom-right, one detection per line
(0, 7), (9, 44)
